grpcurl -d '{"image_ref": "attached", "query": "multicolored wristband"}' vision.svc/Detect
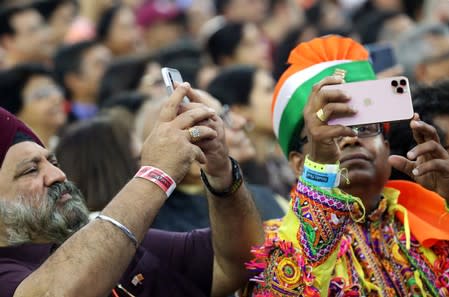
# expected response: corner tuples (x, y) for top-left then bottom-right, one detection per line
(135, 166), (176, 197)
(302, 155), (340, 188)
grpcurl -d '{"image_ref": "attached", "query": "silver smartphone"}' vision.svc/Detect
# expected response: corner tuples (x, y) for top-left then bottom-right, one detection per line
(161, 67), (190, 104)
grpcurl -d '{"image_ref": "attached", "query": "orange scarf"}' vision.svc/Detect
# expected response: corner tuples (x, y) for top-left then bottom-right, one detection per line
(386, 180), (449, 248)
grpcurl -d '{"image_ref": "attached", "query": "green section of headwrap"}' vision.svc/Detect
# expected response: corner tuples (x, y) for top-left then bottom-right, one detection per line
(278, 61), (376, 157)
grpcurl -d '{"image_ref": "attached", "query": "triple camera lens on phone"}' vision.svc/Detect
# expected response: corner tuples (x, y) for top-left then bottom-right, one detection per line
(391, 79), (407, 94)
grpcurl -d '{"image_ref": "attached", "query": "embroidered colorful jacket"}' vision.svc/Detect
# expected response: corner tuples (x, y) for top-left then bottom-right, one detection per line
(245, 180), (449, 297)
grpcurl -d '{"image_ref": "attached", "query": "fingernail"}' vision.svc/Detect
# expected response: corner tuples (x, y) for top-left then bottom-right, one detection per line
(412, 168), (419, 175)
(207, 107), (215, 113)
(407, 151), (415, 159)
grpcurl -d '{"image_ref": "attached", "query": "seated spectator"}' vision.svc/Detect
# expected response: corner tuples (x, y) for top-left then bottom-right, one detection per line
(207, 64), (295, 197)
(0, 63), (66, 149)
(136, 0), (189, 52)
(204, 20), (272, 70)
(98, 54), (166, 105)
(53, 40), (112, 122)
(0, 3), (52, 68)
(355, 10), (414, 44)
(213, 0), (268, 24)
(35, 0), (77, 50)
(55, 110), (139, 215)
(413, 80), (449, 149)
(97, 4), (144, 57)
(396, 23), (449, 85)
(0, 84), (264, 296)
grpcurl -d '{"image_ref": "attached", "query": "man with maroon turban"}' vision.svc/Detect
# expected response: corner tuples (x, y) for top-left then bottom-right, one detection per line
(0, 84), (264, 297)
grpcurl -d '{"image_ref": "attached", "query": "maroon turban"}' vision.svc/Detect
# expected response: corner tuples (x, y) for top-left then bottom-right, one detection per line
(0, 107), (43, 166)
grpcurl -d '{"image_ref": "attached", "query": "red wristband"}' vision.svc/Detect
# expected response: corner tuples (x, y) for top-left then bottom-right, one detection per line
(134, 166), (176, 197)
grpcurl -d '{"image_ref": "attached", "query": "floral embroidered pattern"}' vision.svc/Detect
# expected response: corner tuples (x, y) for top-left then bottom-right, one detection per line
(244, 180), (449, 297)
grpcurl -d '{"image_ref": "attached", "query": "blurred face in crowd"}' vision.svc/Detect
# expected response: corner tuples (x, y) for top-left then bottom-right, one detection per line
(105, 6), (141, 56)
(224, 0), (268, 24)
(4, 9), (52, 62)
(0, 142), (89, 246)
(18, 75), (66, 133)
(139, 62), (166, 100)
(373, 0), (402, 11)
(416, 35), (449, 84)
(47, 1), (77, 49)
(247, 69), (275, 133)
(234, 23), (271, 70)
(142, 20), (184, 51)
(198, 90), (256, 164)
(72, 44), (112, 100)
(184, 90), (256, 182)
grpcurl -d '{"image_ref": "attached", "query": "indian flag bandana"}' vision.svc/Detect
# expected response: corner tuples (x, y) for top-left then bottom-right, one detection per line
(272, 36), (377, 156)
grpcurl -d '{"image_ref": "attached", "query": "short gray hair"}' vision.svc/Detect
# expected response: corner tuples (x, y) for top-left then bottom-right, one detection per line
(395, 23), (449, 82)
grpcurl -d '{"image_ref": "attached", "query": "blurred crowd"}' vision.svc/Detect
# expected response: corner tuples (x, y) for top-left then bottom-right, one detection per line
(2, 0), (449, 230)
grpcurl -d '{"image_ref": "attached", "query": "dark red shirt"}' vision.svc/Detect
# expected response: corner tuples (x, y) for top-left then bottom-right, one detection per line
(0, 228), (213, 297)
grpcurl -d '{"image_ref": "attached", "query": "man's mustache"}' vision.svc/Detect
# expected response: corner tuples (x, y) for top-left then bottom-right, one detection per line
(46, 181), (84, 204)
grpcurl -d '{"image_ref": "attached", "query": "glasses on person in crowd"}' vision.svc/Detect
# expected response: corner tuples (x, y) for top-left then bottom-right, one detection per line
(219, 104), (254, 132)
(24, 85), (64, 102)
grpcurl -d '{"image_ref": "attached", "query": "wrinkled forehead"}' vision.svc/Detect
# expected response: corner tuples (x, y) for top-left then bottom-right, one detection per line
(1, 141), (46, 172)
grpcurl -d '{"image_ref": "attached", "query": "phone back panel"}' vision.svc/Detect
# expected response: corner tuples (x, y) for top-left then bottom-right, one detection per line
(325, 76), (414, 126)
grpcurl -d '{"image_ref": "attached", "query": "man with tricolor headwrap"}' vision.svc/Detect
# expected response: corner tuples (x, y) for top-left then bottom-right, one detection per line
(245, 35), (449, 296)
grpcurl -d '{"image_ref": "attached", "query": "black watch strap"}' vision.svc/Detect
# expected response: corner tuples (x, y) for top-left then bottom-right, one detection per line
(200, 156), (243, 197)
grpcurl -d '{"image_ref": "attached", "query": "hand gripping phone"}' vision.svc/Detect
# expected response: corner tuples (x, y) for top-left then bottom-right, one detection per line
(324, 76), (414, 127)
(161, 67), (190, 104)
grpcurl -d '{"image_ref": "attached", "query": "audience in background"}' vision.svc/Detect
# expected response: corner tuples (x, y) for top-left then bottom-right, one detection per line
(137, 0), (189, 52)
(97, 4), (144, 57)
(213, 0), (269, 24)
(35, 0), (78, 50)
(204, 21), (272, 70)
(396, 23), (449, 84)
(413, 79), (449, 148)
(53, 40), (112, 122)
(55, 110), (139, 214)
(0, 63), (66, 148)
(0, 3), (52, 68)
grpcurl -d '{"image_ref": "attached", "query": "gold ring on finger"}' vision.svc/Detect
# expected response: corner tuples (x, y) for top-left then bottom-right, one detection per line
(188, 127), (201, 142)
(316, 108), (327, 123)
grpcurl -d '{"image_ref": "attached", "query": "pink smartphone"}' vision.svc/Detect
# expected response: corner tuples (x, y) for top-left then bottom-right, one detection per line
(323, 76), (414, 126)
